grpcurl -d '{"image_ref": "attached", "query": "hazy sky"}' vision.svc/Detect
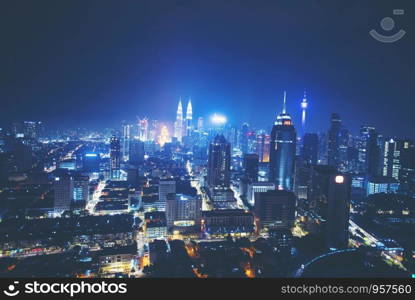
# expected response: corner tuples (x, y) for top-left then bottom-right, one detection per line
(1, 0), (414, 138)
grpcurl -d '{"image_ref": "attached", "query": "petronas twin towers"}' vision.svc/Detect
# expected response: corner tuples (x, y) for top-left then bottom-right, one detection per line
(174, 98), (192, 142)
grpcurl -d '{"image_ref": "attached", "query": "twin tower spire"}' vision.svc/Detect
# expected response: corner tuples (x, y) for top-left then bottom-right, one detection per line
(176, 97), (192, 121)
(174, 97), (192, 142)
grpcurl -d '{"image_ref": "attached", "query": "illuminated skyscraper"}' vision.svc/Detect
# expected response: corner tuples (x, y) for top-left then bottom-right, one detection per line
(269, 92), (297, 191)
(174, 99), (184, 142)
(300, 90), (308, 135)
(256, 133), (270, 163)
(185, 98), (193, 136)
(109, 134), (121, 180)
(122, 122), (132, 162)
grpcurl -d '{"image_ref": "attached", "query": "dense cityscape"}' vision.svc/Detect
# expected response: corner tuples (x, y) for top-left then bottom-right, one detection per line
(0, 91), (414, 278)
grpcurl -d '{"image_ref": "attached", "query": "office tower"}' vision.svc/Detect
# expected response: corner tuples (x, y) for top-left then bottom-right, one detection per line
(300, 90), (308, 135)
(254, 190), (296, 230)
(338, 128), (350, 171)
(301, 133), (318, 165)
(359, 126), (381, 176)
(256, 132), (270, 163)
(247, 182), (275, 206)
(318, 132), (328, 164)
(293, 157), (312, 206)
(166, 193), (202, 228)
(73, 175), (89, 203)
(158, 179), (176, 212)
(240, 123), (249, 155)
(83, 153), (100, 172)
(243, 153), (259, 182)
(269, 92), (297, 191)
(174, 99), (184, 142)
(207, 134), (231, 187)
(185, 99), (193, 137)
(129, 139), (145, 166)
(382, 139), (407, 180)
(400, 145), (415, 196)
(309, 165), (351, 250)
(121, 122), (132, 162)
(137, 118), (149, 141)
(109, 134), (121, 180)
(53, 175), (74, 214)
(327, 113), (342, 169)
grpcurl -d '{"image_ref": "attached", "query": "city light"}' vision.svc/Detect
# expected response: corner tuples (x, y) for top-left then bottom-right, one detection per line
(335, 175), (344, 184)
(211, 113), (227, 125)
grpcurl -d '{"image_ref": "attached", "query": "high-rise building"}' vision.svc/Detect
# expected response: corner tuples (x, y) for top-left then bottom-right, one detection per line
(269, 92), (297, 191)
(53, 175), (74, 214)
(121, 122), (132, 162)
(73, 175), (89, 203)
(309, 165), (351, 250)
(254, 190), (296, 230)
(138, 118), (149, 141)
(358, 126), (382, 176)
(166, 193), (202, 229)
(174, 99), (184, 142)
(207, 134), (231, 188)
(185, 99), (193, 137)
(129, 139), (145, 166)
(256, 132), (270, 163)
(400, 145), (415, 196)
(109, 135), (121, 180)
(301, 133), (318, 165)
(327, 113), (341, 169)
(243, 153), (259, 182)
(247, 182), (275, 206)
(158, 179), (176, 212)
(383, 139), (412, 181)
(240, 123), (249, 155)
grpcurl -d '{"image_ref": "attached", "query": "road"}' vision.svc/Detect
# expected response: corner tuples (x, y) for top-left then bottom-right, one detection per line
(86, 180), (106, 215)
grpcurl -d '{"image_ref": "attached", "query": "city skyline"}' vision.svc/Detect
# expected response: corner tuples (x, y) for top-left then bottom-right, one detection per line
(1, 0), (415, 283)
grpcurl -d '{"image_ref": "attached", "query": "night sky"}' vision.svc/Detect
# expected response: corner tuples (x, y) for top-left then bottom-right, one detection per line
(1, 0), (414, 138)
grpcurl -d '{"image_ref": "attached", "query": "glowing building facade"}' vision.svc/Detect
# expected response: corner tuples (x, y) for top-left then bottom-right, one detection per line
(269, 92), (297, 191)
